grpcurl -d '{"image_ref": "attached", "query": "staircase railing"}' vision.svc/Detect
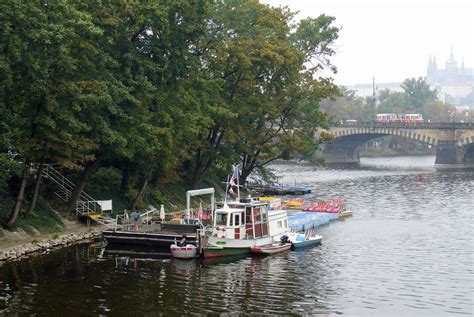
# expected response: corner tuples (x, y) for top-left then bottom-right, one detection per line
(38, 164), (102, 216)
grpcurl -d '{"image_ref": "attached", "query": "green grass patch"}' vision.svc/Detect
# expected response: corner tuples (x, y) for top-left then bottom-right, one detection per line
(15, 207), (64, 235)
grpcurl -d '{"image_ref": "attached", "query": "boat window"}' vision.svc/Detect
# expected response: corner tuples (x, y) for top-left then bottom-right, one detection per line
(234, 213), (240, 226)
(277, 220), (282, 228)
(261, 209), (268, 222)
(241, 212), (245, 224)
(254, 207), (261, 222)
(215, 213), (227, 226)
(229, 213), (233, 226)
(284, 219), (288, 228)
(246, 207), (252, 223)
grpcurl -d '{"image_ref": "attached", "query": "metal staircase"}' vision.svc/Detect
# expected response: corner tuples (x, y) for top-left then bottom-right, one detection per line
(38, 164), (115, 227)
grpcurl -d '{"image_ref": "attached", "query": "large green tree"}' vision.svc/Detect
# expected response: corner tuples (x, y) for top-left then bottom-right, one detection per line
(186, 1), (340, 186)
(0, 0), (108, 226)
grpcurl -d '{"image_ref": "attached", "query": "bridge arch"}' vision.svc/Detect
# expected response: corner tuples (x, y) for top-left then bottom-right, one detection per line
(462, 144), (474, 164)
(321, 122), (474, 167)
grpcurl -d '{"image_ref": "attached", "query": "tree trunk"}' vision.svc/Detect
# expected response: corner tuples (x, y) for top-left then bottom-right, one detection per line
(4, 164), (30, 228)
(131, 167), (153, 212)
(27, 161), (44, 215)
(120, 160), (131, 196)
(190, 128), (225, 189)
(67, 160), (97, 214)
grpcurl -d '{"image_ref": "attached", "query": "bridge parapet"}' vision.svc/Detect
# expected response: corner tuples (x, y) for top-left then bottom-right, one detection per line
(337, 122), (474, 129)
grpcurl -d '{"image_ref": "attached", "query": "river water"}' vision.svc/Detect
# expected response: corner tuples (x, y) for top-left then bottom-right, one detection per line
(1, 156), (473, 316)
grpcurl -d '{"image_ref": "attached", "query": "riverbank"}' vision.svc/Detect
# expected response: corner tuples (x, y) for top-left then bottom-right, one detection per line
(0, 218), (103, 264)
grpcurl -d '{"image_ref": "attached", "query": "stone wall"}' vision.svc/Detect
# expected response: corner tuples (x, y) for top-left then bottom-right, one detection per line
(0, 230), (102, 263)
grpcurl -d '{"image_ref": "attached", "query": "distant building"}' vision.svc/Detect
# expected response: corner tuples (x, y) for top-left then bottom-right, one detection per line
(426, 48), (474, 107)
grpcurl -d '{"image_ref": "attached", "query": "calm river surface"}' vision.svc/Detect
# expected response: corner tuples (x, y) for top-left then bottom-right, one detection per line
(1, 156), (473, 316)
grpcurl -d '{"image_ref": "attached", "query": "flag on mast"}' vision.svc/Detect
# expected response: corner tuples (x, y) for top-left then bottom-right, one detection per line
(228, 164), (240, 198)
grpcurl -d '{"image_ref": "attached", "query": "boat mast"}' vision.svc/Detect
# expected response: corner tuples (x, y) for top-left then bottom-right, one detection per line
(236, 164), (240, 202)
(224, 174), (230, 204)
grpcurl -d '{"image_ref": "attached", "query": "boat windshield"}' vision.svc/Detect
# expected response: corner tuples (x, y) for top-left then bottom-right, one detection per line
(215, 212), (228, 226)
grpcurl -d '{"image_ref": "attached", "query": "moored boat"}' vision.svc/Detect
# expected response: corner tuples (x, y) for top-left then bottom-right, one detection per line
(202, 197), (290, 257)
(288, 229), (322, 249)
(202, 165), (290, 258)
(282, 198), (305, 208)
(250, 242), (291, 255)
(170, 237), (197, 259)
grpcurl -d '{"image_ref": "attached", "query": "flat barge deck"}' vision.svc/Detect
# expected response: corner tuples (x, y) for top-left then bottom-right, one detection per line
(103, 223), (199, 248)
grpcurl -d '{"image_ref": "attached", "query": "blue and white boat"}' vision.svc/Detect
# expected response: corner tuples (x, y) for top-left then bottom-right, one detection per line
(288, 229), (322, 249)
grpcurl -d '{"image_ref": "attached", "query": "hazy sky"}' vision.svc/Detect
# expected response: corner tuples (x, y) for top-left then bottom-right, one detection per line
(261, 0), (473, 86)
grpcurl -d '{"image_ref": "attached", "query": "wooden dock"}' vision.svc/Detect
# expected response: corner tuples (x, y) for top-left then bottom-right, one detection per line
(102, 223), (200, 249)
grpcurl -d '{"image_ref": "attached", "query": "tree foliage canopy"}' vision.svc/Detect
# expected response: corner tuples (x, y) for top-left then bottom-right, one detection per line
(0, 0), (340, 225)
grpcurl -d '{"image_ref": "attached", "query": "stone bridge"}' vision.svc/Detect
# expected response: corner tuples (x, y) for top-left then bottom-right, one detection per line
(320, 122), (474, 168)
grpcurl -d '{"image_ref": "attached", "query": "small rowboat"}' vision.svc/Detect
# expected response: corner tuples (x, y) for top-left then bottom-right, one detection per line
(250, 243), (291, 255)
(170, 237), (197, 259)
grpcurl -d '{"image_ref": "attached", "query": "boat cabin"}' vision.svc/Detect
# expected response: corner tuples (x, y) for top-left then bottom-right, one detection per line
(212, 197), (288, 240)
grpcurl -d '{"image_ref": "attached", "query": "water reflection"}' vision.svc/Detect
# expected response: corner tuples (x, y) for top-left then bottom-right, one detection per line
(0, 156), (473, 315)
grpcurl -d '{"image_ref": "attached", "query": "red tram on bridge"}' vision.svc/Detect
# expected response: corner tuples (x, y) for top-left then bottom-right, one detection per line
(375, 113), (424, 123)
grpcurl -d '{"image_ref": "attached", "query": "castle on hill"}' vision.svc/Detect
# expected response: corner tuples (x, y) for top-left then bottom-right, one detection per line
(348, 49), (473, 108)
(426, 48), (473, 107)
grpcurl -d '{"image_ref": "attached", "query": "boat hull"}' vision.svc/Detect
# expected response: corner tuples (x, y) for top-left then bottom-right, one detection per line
(292, 237), (322, 249)
(170, 245), (197, 259)
(202, 246), (250, 258)
(250, 243), (291, 255)
(204, 235), (281, 258)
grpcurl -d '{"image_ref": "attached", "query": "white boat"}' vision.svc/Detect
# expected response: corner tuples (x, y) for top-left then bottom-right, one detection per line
(288, 229), (322, 249)
(202, 165), (290, 258)
(202, 196), (290, 257)
(170, 237), (197, 259)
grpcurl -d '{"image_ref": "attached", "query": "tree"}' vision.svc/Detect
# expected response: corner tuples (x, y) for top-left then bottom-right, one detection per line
(233, 12), (340, 183)
(424, 101), (454, 122)
(401, 77), (437, 115)
(377, 91), (408, 115)
(0, 0), (107, 225)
